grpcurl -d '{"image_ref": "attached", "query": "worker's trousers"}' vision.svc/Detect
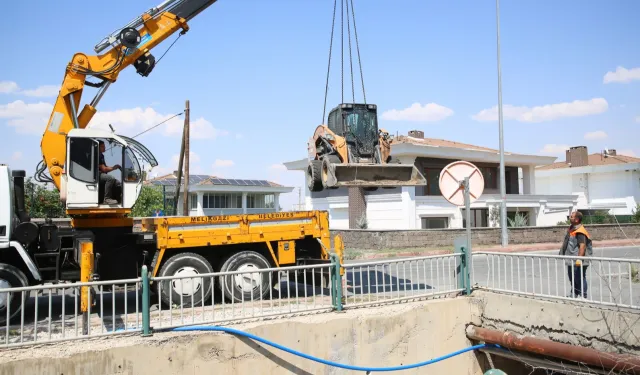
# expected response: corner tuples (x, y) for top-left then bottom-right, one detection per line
(100, 173), (120, 201)
(567, 265), (588, 298)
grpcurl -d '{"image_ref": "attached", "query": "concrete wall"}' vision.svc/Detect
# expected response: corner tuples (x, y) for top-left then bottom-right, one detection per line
(474, 291), (640, 355)
(333, 223), (640, 250)
(0, 298), (486, 375)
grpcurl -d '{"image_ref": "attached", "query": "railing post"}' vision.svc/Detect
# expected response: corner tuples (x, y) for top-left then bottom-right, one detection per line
(141, 265), (152, 337)
(330, 254), (343, 311)
(454, 236), (471, 295)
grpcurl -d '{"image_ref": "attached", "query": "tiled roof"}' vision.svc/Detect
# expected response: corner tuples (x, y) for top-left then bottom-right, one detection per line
(537, 153), (640, 170)
(392, 135), (523, 155)
(145, 173), (284, 187)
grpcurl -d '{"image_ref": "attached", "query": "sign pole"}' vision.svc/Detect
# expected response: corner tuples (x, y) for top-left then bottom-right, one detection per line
(463, 177), (472, 294)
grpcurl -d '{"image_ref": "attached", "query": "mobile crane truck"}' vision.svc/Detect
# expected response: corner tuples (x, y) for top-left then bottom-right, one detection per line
(0, 0), (344, 325)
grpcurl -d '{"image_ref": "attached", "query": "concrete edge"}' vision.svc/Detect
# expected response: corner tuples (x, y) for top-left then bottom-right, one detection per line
(353, 239), (640, 260)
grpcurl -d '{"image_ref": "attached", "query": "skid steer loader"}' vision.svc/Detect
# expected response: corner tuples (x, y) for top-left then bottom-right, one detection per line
(307, 103), (427, 192)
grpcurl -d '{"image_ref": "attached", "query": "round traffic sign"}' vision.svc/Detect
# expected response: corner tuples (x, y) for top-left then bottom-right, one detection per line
(438, 161), (485, 206)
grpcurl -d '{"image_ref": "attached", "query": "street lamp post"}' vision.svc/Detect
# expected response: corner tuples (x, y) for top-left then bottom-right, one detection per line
(496, 0), (508, 246)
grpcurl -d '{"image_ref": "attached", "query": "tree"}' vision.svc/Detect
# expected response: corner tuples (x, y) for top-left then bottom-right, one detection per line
(130, 186), (165, 217)
(24, 178), (66, 219)
(632, 204), (640, 224)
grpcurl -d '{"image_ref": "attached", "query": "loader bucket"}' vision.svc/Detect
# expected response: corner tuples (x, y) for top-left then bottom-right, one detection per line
(324, 162), (427, 188)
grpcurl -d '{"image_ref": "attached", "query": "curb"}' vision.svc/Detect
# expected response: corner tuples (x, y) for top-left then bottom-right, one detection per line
(354, 239), (639, 260)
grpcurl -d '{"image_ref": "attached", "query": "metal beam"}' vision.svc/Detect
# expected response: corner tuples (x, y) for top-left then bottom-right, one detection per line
(467, 325), (640, 375)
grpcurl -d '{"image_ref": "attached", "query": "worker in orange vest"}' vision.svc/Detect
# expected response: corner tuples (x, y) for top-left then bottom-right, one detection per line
(559, 211), (592, 298)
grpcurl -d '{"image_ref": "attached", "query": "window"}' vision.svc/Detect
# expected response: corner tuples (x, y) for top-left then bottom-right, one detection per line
(421, 217), (449, 229)
(247, 193), (275, 209)
(69, 138), (98, 183)
(462, 208), (489, 228)
(203, 193), (242, 209)
(480, 167), (498, 189)
(423, 168), (442, 196)
(123, 148), (141, 182)
(190, 193), (198, 210)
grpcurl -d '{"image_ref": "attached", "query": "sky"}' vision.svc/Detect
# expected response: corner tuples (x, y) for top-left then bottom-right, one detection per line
(1, 0), (639, 210)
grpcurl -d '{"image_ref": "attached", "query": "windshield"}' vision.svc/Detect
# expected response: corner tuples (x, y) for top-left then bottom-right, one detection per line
(345, 109), (377, 140)
(124, 148), (142, 182)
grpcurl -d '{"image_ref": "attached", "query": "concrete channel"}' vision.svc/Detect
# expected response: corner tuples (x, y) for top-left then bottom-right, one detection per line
(0, 290), (638, 374)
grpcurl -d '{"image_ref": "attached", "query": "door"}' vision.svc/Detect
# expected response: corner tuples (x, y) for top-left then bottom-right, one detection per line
(66, 137), (99, 207)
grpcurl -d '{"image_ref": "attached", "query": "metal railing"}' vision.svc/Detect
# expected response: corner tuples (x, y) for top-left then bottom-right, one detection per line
(0, 278), (142, 349)
(147, 263), (335, 331)
(473, 252), (640, 310)
(4, 248), (637, 350)
(342, 254), (465, 308)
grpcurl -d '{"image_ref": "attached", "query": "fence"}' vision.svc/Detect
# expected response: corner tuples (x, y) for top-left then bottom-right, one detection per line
(0, 278), (142, 348)
(341, 254), (464, 308)
(1, 250), (638, 349)
(473, 252), (640, 310)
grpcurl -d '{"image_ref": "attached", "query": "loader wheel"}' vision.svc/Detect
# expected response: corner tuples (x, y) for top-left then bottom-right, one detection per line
(322, 155), (341, 190)
(218, 251), (277, 303)
(0, 263), (29, 326)
(307, 160), (323, 192)
(158, 252), (213, 308)
(386, 156), (402, 164)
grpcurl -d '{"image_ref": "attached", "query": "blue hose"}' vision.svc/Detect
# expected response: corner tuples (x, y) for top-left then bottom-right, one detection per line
(172, 325), (498, 372)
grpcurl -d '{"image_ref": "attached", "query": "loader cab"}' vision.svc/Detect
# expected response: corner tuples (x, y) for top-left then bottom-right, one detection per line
(62, 129), (157, 211)
(327, 103), (380, 163)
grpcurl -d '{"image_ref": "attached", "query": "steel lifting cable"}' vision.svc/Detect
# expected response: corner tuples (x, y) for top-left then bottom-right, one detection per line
(345, 0), (355, 103)
(349, 0), (367, 104)
(322, 0), (368, 123)
(341, 0), (345, 104)
(322, 0), (338, 123)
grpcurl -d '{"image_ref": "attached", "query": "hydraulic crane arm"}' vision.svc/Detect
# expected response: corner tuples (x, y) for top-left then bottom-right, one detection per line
(39, 0), (218, 190)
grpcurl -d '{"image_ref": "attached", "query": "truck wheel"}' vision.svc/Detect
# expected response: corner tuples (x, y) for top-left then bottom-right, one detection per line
(218, 251), (275, 303)
(0, 263), (29, 326)
(158, 252), (213, 308)
(307, 160), (323, 192)
(288, 269), (330, 290)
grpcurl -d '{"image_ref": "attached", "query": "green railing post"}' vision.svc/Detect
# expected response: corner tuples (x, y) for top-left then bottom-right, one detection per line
(141, 265), (152, 337)
(454, 236), (471, 295)
(329, 254), (343, 311)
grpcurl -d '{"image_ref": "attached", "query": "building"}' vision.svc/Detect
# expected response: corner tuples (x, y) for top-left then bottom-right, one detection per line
(536, 146), (640, 217)
(283, 130), (579, 229)
(145, 172), (294, 216)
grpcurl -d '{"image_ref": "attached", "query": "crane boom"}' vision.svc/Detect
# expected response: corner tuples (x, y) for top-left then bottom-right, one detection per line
(39, 0), (218, 191)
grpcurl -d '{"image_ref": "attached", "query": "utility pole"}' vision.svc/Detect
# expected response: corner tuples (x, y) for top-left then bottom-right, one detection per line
(496, 0), (508, 246)
(182, 100), (190, 217)
(174, 101), (188, 216)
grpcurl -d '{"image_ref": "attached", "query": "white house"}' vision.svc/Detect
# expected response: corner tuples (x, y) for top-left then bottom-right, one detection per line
(536, 146), (640, 217)
(145, 172), (294, 216)
(283, 130), (579, 230)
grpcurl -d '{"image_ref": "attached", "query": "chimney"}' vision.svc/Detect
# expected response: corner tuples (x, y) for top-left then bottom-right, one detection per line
(173, 170), (179, 177)
(567, 146), (588, 167)
(608, 149), (617, 156)
(408, 130), (424, 139)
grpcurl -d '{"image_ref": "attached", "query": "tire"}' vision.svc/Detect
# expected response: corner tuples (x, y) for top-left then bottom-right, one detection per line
(307, 160), (323, 192)
(0, 263), (29, 326)
(288, 269), (330, 290)
(386, 156), (401, 164)
(218, 251), (275, 303)
(321, 155), (341, 190)
(158, 252), (213, 308)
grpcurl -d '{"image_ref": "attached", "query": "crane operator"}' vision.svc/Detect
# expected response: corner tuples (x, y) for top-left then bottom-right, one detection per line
(98, 140), (122, 205)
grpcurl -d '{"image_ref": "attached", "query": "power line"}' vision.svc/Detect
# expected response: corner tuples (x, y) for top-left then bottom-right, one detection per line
(130, 112), (184, 139)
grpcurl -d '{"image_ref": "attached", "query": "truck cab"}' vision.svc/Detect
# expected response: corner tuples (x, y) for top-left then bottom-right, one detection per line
(61, 129), (158, 211)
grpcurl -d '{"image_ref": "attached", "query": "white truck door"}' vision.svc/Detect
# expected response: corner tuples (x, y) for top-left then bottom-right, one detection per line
(66, 137), (99, 208)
